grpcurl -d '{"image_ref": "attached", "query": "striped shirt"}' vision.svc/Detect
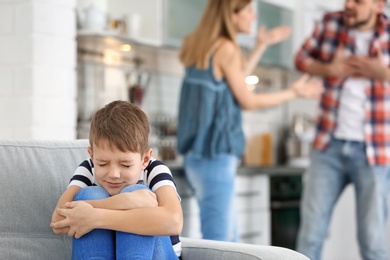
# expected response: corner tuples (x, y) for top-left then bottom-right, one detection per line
(69, 157), (182, 257)
(295, 11), (390, 165)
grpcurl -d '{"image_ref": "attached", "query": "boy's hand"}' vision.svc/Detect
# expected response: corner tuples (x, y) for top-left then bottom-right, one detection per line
(51, 208), (69, 234)
(50, 201), (95, 238)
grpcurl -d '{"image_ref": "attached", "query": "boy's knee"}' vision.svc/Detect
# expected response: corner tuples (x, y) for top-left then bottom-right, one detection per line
(120, 184), (150, 193)
(74, 186), (110, 201)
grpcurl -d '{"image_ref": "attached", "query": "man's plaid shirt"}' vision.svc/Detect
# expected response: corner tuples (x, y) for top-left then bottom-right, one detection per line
(295, 11), (390, 165)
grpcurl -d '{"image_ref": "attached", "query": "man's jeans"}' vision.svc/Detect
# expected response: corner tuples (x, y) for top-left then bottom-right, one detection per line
(184, 153), (239, 242)
(72, 184), (178, 260)
(297, 138), (390, 260)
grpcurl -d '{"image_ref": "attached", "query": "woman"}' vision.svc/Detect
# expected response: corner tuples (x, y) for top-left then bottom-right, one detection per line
(177, 0), (323, 242)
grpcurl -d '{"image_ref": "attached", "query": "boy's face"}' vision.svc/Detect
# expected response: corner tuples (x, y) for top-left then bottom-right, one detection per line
(88, 140), (151, 196)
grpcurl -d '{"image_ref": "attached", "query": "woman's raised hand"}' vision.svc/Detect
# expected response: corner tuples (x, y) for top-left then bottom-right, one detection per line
(256, 25), (291, 47)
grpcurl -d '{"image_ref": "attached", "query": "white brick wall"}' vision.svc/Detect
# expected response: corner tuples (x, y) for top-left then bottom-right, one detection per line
(0, 0), (77, 139)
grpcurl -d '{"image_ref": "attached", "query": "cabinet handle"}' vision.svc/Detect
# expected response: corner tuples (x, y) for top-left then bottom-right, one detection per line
(240, 232), (261, 239)
(271, 200), (300, 209)
(236, 191), (261, 197)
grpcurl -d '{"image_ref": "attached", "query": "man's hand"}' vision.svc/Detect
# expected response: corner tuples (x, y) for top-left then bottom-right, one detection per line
(346, 43), (390, 80)
(327, 44), (353, 78)
(50, 201), (95, 239)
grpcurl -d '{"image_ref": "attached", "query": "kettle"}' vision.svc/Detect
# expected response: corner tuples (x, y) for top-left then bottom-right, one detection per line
(77, 4), (107, 31)
(285, 114), (316, 167)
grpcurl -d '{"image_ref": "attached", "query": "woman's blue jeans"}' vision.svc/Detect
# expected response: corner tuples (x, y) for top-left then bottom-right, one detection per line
(184, 153), (239, 241)
(297, 138), (390, 260)
(72, 184), (178, 260)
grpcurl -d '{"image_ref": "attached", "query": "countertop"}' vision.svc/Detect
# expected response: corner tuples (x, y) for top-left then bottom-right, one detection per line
(167, 163), (306, 177)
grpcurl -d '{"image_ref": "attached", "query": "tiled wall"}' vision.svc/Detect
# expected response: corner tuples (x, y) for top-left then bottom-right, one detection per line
(76, 39), (184, 138)
(0, 0), (77, 139)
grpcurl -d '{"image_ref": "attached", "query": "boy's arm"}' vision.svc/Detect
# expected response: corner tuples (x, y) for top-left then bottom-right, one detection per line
(52, 185), (183, 238)
(86, 189), (158, 210)
(97, 186), (183, 236)
(51, 185), (82, 234)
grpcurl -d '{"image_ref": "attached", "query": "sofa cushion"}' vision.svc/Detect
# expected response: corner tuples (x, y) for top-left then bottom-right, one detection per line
(0, 140), (89, 259)
(180, 237), (309, 260)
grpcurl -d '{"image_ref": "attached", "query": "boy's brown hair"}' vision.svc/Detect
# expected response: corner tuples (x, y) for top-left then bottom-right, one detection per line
(89, 100), (150, 154)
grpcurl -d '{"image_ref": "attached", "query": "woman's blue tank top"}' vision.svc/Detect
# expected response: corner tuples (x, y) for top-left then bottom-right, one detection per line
(177, 58), (245, 158)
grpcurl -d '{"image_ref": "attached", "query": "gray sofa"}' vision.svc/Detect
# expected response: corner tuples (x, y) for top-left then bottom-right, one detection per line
(0, 139), (309, 260)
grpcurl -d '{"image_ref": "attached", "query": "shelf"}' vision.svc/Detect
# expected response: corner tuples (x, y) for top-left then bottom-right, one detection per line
(77, 30), (179, 51)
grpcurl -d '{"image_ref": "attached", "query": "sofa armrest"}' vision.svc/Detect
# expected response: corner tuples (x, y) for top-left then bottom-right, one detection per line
(180, 237), (309, 260)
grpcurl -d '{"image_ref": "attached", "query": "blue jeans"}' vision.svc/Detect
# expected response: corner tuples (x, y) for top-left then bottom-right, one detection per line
(297, 138), (390, 260)
(184, 153), (239, 241)
(72, 184), (178, 260)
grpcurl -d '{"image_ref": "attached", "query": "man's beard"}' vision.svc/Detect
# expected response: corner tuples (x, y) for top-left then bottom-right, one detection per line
(345, 9), (375, 29)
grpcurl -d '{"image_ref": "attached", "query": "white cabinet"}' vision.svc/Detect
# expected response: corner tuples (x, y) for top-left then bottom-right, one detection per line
(236, 174), (270, 245)
(107, 0), (163, 45)
(239, 0), (295, 68)
(163, 0), (206, 47)
(256, 0), (295, 68)
(175, 173), (271, 245)
(105, 0), (207, 47)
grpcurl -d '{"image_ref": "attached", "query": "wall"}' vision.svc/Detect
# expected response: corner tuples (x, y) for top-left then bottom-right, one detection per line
(76, 37), (183, 124)
(0, 0), (77, 139)
(292, 0), (342, 54)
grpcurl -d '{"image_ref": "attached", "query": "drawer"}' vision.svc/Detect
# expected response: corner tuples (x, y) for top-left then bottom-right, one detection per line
(180, 196), (199, 216)
(181, 214), (202, 239)
(237, 210), (270, 245)
(235, 175), (269, 211)
(240, 234), (269, 245)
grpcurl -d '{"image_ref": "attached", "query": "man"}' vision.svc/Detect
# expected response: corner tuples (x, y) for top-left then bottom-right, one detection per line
(295, 0), (390, 259)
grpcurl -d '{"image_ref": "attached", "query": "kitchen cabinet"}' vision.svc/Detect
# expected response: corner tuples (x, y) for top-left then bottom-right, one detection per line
(256, 0), (294, 68)
(236, 174), (270, 245)
(238, 0), (295, 68)
(163, 0), (207, 47)
(91, 0), (207, 47)
(106, 0), (163, 46)
(91, 0), (295, 65)
(175, 171), (270, 245)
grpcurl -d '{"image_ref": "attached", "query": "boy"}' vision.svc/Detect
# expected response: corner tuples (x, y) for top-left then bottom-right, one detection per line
(50, 100), (183, 259)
